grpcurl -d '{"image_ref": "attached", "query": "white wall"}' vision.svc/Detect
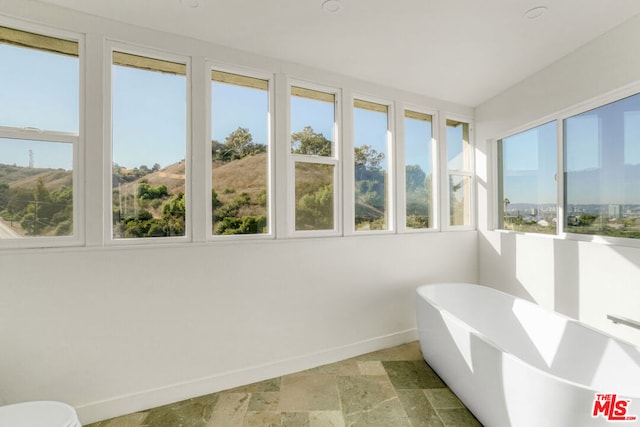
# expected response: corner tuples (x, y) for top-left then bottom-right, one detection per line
(476, 14), (640, 347)
(1, 233), (477, 423)
(0, 1), (478, 423)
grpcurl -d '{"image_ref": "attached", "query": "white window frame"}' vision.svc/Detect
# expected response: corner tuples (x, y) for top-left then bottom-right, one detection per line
(397, 103), (439, 233)
(0, 20), (83, 249)
(350, 94), (395, 235)
(492, 116), (559, 235)
(105, 42), (191, 245)
(491, 81), (640, 248)
(287, 79), (341, 238)
(559, 83), (640, 245)
(206, 63), (275, 241)
(442, 114), (475, 231)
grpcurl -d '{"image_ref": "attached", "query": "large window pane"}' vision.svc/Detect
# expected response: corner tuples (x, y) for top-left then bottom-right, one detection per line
(0, 27), (78, 240)
(354, 100), (389, 231)
(112, 52), (187, 239)
(0, 138), (73, 237)
(498, 121), (557, 234)
(564, 93), (640, 238)
(405, 110), (433, 229)
(0, 27), (78, 132)
(447, 119), (472, 227)
(295, 163), (334, 230)
(291, 86), (337, 232)
(211, 71), (269, 235)
(291, 87), (334, 157)
(447, 120), (471, 171)
(449, 175), (471, 226)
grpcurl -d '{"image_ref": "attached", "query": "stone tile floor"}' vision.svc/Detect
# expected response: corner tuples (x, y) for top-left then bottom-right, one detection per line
(87, 341), (481, 427)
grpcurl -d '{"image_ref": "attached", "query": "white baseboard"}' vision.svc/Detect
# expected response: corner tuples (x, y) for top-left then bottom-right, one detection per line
(76, 329), (418, 424)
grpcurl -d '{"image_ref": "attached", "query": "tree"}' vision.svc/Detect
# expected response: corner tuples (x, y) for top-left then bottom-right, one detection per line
(354, 145), (385, 181)
(211, 139), (226, 160)
(0, 182), (10, 211)
(291, 126), (331, 156)
(163, 193), (185, 218)
(162, 193), (185, 236)
(137, 181), (169, 200)
(296, 184), (333, 230)
(25, 179), (51, 235)
(405, 165), (427, 192)
(354, 145), (386, 227)
(214, 127), (266, 161)
(212, 188), (221, 210)
(355, 145), (384, 169)
(216, 215), (266, 235)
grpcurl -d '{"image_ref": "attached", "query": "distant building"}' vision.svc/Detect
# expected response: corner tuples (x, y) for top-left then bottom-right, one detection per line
(608, 204), (622, 219)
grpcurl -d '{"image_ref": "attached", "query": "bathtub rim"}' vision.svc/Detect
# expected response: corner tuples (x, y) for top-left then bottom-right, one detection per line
(416, 282), (640, 399)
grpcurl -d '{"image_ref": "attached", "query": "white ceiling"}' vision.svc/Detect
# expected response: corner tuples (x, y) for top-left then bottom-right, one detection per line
(33, 0), (640, 107)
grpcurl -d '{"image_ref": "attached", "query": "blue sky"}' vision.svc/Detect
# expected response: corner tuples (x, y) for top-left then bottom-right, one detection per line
(112, 64), (187, 169)
(501, 121), (557, 205)
(447, 124), (464, 170)
(353, 107), (388, 170)
(6, 42), (640, 206)
(405, 117), (432, 175)
(1, 42), (437, 179)
(212, 82), (268, 147)
(564, 95), (640, 204)
(0, 44), (77, 170)
(290, 95), (333, 143)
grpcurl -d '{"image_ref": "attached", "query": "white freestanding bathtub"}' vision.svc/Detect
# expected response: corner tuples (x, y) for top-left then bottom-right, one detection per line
(416, 283), (640, 427)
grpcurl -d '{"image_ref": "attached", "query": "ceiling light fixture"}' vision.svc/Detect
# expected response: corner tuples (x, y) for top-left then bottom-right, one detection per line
(180, 0), (200, 8)
(322, 0), (342, 14)
(523, 6), (547, 19)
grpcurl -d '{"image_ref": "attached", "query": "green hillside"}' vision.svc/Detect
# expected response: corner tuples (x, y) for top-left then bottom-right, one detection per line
(0, 164), (73, 237)
(0, 163), (72, 189)
(0, 131), (401, 237)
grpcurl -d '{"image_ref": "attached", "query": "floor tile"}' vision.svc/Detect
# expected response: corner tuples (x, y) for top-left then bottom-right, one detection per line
(141, 393), (219, 427)
(309, 411), (345, 427)
(279, 374), (341, 411)
(207, 393), (250, 427)
(248, 392), (280, 412)
(357, 360), (386, 375)
(396, 389), (444, 427)
(242, 411), (280, 427)
(337, 375), (396, 415)
(342, 398), (412, 427)
(437, 408), (482, 427)
(228, 377), (281, 393)
(281, 412), (309, 426)
(424, 389), (465, 409)
(85, 342), (481, 427)
(383, 360), (446, 389)
(89, 413), (148, 427)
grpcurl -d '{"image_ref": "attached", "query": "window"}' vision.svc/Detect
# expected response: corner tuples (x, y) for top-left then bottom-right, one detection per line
(111, 51), (187, 239)
(498, 122), (557, 234)
(446, 119), (472, 227)
(211, 70), (269, 235)
(0, 26), (78, 240)
(354, 99), (392, 231)
(404, 110), (435, 229)
(290, 85), (338, 232)
(564, 93), (640, 239)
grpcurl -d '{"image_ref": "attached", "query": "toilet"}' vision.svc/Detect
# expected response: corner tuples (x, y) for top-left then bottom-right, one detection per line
(0, 401), (81, 427)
